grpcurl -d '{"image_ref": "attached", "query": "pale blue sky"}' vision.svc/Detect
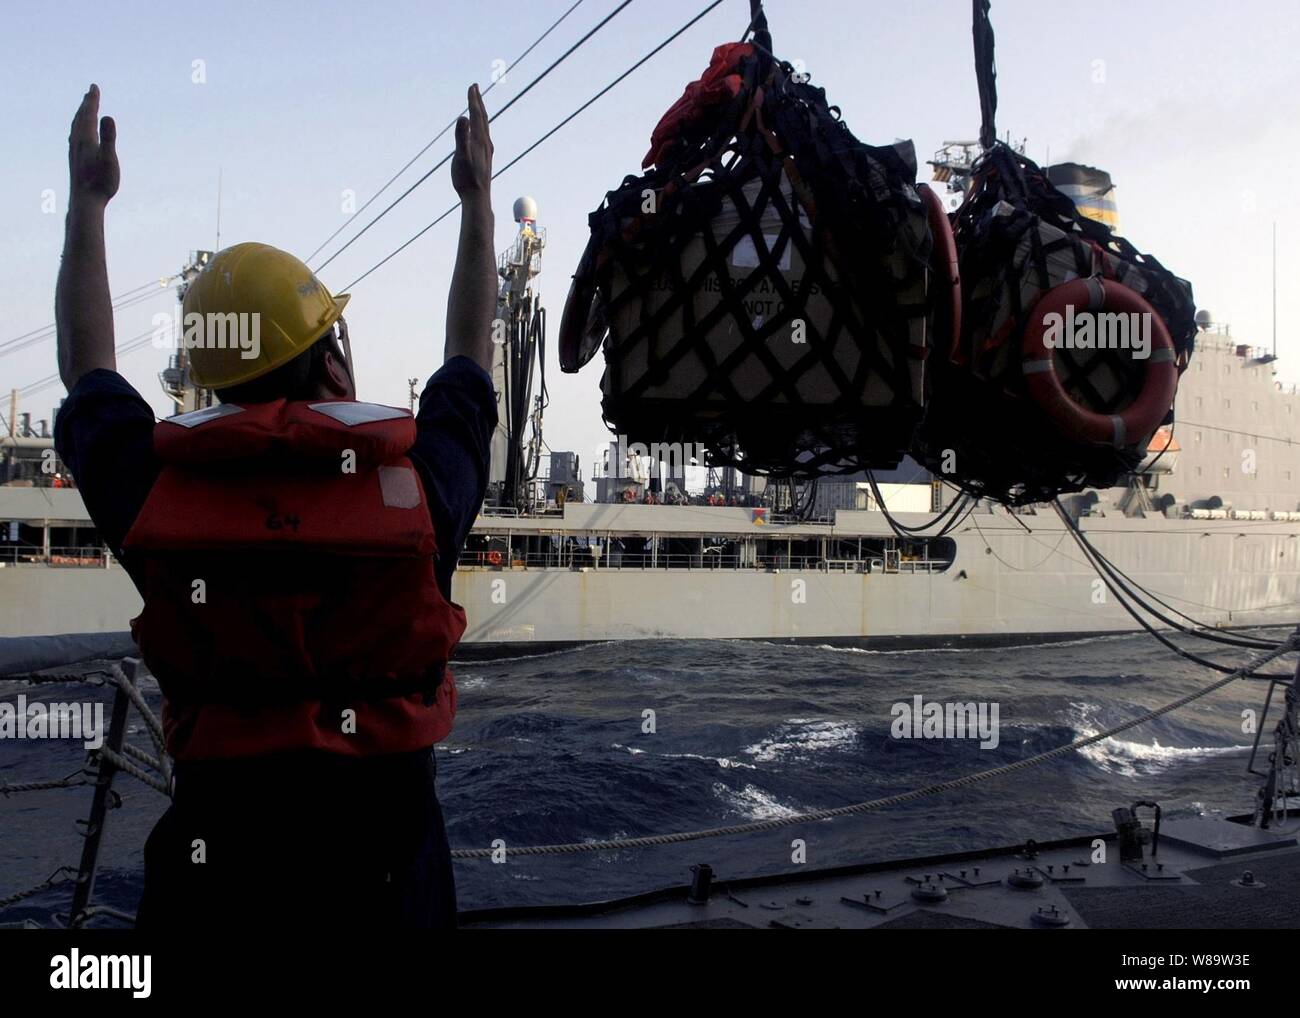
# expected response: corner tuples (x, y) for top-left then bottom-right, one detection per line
(3, 0), (1297, 465)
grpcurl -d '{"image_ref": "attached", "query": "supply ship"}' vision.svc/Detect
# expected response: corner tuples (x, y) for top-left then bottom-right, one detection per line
(2, 181), (1299, 664)
(3, 1), (1300, 952)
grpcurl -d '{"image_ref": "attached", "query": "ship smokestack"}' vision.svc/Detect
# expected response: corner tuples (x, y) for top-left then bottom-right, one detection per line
(1046, 163), (1119, 233)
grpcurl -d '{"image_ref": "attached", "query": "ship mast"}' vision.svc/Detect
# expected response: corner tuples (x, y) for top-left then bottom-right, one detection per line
(158, 249), (216, 415)
(488, 196), (548, 510)
(927, 136), (1027, 206)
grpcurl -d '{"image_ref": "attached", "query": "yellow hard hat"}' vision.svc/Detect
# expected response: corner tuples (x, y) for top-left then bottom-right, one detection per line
(182, 242), (350, 389)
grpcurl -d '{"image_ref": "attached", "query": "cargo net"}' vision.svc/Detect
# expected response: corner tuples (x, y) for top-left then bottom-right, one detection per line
(914, 143), (1197, 505)
(559, 43), (933, 477)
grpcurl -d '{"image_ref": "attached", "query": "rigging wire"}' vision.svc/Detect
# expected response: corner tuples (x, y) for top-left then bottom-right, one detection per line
(10, 0), (635, 391)
(1, 288), (172, 360)
(864, 470), (972, 539)
(1051, 500), (1290, 677)
(15, 0), (722, 391)
(969, 512), (1071, 572)
(303, 0), (587, 265)
(313, 0), (636, 274)
(1053, 500), (1265, 640)
(1011, 517), (1300, 613)
(2, 278), (166, 346)
(1137, 412), (1175, 475)
(972, 0), (998, 151)
(1065, 512), (1278, 645)
(946, 475), (1291, 645)
(1053, 500), (1280, 650)
(337, 0), (727, 293)
(12, 5), (601, 384)
(957, 492), (1300, 619)
(1178, 420), (1300, 447)
(18, 326), (162, 399)
(1, 278), (176, 357)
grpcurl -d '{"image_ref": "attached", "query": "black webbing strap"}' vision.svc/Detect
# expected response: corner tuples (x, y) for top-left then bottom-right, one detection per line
(746, 0), (771, 52)
(973, 0), (998, 151)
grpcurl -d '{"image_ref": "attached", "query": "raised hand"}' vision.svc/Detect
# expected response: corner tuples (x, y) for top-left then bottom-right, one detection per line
(68, 84), (119, 206)
(450, 83), (493, 199)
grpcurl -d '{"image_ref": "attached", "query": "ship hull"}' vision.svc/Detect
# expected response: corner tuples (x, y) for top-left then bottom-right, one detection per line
(4, 511), (1295, 658)
(5, 333), (1297, 660)
(455, 515), (1298, 645)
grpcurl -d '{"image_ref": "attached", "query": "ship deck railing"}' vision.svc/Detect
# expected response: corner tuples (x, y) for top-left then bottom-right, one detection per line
(476, 504), (842, 525)
(479, 505), (566, 518)
(462, 551), (952, 573)
(0, 545), (112, 567)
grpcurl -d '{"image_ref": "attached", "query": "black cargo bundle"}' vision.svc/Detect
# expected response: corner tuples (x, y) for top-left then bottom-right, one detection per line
(956, 144), (1196, 381)
(559, 37), (934, 477)
(913, 143), (1197, 504)
(911, 2), (1197, 505)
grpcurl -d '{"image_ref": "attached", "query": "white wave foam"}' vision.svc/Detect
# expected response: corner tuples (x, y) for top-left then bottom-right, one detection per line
(610, 744), (754, 769)
(662, 751), (756, 771)
(619, 669), (666, 683)
(743, 718), (858, 763)
(791, 632), (1138, 657)
(457, 641), (615, 665)
(582, 829), (635, 862)
(711, 782), (804, 820)
(1067, 702), (1248, 777)
(582, 829), (630, 844)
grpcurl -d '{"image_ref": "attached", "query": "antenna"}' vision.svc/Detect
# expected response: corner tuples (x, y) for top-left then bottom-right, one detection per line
(1273, 219), (1277, 360)
(216, 168), (223, 251)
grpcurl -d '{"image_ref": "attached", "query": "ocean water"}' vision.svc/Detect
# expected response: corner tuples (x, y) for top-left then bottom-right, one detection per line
(0, 631), (1287, 924)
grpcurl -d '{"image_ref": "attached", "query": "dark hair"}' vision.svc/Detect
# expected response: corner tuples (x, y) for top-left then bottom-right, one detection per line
(213, 328), (343, 404)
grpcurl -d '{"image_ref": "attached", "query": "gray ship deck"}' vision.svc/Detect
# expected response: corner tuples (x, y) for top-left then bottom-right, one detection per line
(461, 813), (1300, 930)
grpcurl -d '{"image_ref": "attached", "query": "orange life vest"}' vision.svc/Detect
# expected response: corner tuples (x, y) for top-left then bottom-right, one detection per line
(121, 399), (466, 762)
(642, 41), (752, 169)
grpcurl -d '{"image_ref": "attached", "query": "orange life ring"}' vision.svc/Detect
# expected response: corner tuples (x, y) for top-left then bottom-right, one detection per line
(487, 549), (503, 567)
(1021, 277), (1177, 448)
(917, 183), (961, 362)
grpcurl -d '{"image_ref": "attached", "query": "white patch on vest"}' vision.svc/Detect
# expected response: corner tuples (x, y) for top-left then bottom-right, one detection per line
(379, 465), (421, 509)
(308, 401), (409, 427)
(167, 403), (246, 429)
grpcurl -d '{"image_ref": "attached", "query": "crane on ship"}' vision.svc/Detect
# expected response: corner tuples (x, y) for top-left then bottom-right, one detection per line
(487, 196), (549, 510)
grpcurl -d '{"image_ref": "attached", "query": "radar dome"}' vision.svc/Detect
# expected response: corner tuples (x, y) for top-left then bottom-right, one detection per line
(1194, 309), (1213, 329)
(513, 196), (539, 223)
